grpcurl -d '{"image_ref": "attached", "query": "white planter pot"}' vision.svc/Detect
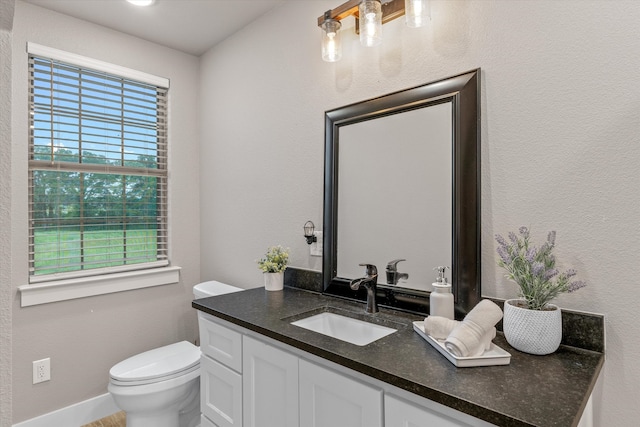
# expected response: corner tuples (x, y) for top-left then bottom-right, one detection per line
(263, 272), (284, 291)
(503, 299), (562, 355)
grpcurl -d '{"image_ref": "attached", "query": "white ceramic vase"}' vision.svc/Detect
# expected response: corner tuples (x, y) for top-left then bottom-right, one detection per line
(503, 299), (562, 355)
(263, 271), (284, 291)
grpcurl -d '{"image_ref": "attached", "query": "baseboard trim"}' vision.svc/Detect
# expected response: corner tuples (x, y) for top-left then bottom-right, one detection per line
(13, 393), (118, 427)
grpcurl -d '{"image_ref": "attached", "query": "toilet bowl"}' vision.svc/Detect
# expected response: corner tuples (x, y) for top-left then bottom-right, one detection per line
(108, 281), (242, 427)
(108, 341), (201, 427)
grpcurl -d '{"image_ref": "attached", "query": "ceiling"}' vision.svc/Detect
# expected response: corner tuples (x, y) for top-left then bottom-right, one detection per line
(23, 0), (285, 56)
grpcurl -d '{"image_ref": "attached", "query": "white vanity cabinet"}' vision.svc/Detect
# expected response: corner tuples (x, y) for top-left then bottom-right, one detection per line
(198, 312), (592, 427)
(199, 313), (486, 427)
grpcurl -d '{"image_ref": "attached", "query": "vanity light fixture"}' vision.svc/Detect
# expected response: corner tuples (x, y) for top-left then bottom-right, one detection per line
(304, 221), (317, 245)
(321, 13), (343, 62)
(318, 0), (430, 62)
(359, 0), (383, 47)
(126, 0), (155, 6)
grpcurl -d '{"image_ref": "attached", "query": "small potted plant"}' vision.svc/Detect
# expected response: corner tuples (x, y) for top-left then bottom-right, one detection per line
(257, 245), (290, 291)
(495, 227), (586, 355)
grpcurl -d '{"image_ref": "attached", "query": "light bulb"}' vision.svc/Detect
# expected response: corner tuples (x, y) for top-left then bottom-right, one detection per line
(359, 0), (382, 47)
(321, 19), (342, 62)
(405, 0), (430, 28)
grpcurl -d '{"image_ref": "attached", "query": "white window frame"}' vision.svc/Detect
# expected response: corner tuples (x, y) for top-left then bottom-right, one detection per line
(19, 43), (178, 307)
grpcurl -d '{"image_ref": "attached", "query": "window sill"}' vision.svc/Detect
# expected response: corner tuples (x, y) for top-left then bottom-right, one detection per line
(18, 266), (181, 307)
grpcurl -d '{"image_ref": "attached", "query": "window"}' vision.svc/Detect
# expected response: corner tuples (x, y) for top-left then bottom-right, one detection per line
(27, 44), (169, 283)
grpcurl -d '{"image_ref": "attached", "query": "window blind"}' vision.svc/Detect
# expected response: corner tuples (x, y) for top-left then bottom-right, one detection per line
(28, 49), (169, 283)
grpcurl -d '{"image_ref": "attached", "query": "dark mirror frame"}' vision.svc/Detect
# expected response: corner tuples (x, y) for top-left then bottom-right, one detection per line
(322, 69), (481, 318)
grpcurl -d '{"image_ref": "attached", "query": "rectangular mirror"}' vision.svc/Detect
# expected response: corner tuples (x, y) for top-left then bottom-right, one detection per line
(323, 69), (481, 316)
(337, 102), (452, 292)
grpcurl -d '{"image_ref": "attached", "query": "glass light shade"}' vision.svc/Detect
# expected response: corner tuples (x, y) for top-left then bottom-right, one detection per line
(127, 0), (155, 6)
(321, 19), (342, 62)
(359, 0), (382, 47)
(304, 221), (317, 244)
(405, 0), (430, 28)
(304, 221), (315, 238)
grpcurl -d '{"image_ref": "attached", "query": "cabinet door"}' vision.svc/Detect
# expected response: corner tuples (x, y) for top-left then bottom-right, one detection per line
(201, 355), (242, 427)
(385, 394), (476, 427)
(243, 336), (299, 427)
(299, 359), (382, 427)
(200, 414), (216, 427)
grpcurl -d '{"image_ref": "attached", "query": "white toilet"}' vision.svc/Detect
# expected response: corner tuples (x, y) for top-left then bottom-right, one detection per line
(108, 281), (242, 427)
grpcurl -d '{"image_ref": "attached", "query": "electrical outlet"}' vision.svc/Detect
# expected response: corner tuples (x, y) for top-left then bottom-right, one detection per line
(33, 358), (50, 384)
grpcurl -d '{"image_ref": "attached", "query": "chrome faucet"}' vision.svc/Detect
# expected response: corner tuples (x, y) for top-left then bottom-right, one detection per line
(386, 259), (409, 285)
(349, 263), (379, 313)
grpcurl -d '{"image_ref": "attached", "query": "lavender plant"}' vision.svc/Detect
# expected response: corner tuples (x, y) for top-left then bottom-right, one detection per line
(257, 245), (290, 273)
(495, 227), (586, 310)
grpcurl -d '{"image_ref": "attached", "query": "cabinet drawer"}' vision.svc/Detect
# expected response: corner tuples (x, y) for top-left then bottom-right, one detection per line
(199, 312), (242, 372)
(201, 355), (242, 427)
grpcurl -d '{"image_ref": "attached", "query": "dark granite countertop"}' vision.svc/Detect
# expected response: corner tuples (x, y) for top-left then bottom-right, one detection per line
(192, 287), (604, 427)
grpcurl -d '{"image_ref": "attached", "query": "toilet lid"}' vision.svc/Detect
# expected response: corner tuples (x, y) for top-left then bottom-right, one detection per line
(193, 280), (241, 299)
(110, 341), (200, 384)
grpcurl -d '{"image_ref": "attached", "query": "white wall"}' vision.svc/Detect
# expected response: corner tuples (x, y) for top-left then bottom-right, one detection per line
(199, 0), (640, 425)
(9, 2), (201, 423)
(1, 1), (15, 425)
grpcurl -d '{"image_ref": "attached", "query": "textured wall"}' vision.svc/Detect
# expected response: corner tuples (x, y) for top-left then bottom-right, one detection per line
(199, 1), (640, 424)
(1, 2), (15, 425)
(10, 2), (201, 423)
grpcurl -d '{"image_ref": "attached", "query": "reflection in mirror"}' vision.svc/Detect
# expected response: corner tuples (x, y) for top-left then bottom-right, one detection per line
(323, 69), (481, 317)
(337, 102), (452, 292)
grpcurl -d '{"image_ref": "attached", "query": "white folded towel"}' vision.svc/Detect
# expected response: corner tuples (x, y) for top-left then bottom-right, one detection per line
(423, 316), (460, 339)
(444, 300), (503, 357)
(425, 316), (496, 354)
(483, 327), (497, 352)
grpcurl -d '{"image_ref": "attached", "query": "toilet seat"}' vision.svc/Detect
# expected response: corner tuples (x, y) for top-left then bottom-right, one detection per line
(110, 341), (200, 387)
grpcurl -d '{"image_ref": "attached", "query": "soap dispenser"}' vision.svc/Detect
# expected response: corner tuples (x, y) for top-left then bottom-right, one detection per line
(430, 266), (454, 320)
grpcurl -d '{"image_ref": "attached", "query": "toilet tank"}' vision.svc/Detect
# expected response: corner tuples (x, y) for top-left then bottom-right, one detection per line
(193, 281), (242, 299)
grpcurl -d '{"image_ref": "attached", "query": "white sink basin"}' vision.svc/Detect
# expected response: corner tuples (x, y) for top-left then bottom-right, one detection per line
(291, 312), (397, 346)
